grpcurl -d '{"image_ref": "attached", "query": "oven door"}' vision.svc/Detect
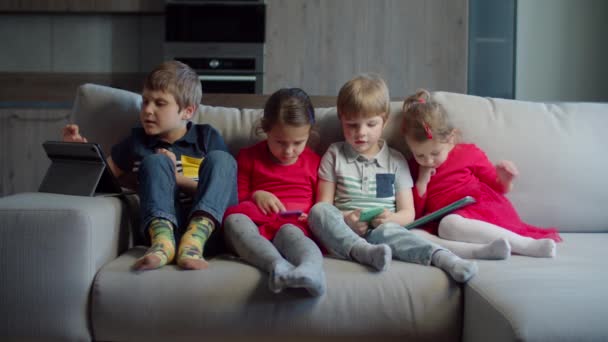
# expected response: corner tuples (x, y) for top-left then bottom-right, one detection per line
(198, 74), (261, 94)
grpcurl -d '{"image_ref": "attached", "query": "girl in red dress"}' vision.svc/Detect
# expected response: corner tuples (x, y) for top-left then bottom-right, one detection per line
(223, 88), (325, 296)
(401, 89), (561, 259)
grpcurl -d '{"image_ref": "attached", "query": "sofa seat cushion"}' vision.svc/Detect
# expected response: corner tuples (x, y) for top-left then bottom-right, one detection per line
(0, 192), (130, 341)
(463, 233), (608, 342)
(92, 248), (462, 341)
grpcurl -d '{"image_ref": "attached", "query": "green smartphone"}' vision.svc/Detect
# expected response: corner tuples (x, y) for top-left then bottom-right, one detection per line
(359, 207), (385, 222)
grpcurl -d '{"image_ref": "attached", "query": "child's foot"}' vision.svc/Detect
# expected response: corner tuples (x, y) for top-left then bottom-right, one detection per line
(177, 246), (209, 270)
(132, 218), (175, 271)
(269, 260), (295, 293)
(176, 215), (214, 270)
(281, 263), (327, 297)
(133, 253), (164, 271)
(432, 250), (478, 283)
(518, 238), (556, 258)
(350, 240), (392, 271)
(473, 238), (511, 260)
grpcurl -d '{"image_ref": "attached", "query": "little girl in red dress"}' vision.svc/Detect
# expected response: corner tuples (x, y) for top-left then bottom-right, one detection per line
(402, 89), (561, 259)
(223, 88), (325, 296)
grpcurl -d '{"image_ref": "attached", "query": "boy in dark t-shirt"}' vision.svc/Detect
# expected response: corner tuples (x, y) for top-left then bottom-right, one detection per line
(63, 61), (237, 271)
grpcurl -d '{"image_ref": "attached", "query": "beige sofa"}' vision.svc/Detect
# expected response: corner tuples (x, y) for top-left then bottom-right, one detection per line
(1, 84), (607, 341)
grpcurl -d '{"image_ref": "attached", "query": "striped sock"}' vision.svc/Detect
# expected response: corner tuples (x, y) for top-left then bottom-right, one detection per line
(177, 216), (214, 270)
(133, 218), (175, 271)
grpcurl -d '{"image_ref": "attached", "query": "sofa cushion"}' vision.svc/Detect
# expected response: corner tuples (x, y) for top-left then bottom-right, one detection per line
(433, 92), (608, 233)
(92, 248), (463, 341)
(0, 192), (130, 341)
(463, 233), (608, 342)
(72, 83), (142, 156)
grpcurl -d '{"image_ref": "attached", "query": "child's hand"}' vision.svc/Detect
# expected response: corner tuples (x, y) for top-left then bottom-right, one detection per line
(297, 213), (309, 222)
(370, 209), (393, 228)
(62, 124), (88, 143)
(417, 166), (436, 185)
(416, 166), (436, 196)
(344, 210), (369, 236)
(156, 148), (177, 173)
(496, 160), (518, 192)
(252, 190), (286, 215)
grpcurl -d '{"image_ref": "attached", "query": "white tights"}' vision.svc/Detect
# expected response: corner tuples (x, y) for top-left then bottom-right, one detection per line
(411, 228), (511, 260)
(436, 214), (556, 258)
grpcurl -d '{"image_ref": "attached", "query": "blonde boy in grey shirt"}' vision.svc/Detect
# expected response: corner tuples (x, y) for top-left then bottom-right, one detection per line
(308, 74), (477, 282)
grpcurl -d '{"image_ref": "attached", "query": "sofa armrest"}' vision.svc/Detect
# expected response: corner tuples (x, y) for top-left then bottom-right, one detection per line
(0, 192), (131, 341)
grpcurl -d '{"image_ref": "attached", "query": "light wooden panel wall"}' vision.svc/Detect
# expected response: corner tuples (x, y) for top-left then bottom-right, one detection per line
(265, 0), (468, 97)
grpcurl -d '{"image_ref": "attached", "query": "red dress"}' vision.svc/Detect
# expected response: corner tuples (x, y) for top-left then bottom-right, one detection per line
(223, 141), (321, 240)
(411, 144), (562, 242)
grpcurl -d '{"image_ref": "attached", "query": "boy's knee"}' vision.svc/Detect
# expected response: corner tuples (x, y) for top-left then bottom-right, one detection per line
(310, 202), (334, 217)
(140, 153), (174, 171)
(308, 202), (337, 233)
(206, 150), (235, 166)
(367, 222), (401, 241)
(199, 150), (236, 175)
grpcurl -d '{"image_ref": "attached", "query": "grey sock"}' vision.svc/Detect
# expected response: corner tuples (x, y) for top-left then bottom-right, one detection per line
(432, 250), (478, 283)
(473, 238), (511, 260)
(350, 240), (392, 271)
(280, 262), (327, 297)
(273, 224), (327, 296)
(224, 214), (296, 294)
(269, 259), (296, 294)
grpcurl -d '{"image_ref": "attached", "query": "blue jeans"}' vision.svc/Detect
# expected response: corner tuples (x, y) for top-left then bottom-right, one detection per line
(308, 202), (441, 265)
(137, 151), (237, 247)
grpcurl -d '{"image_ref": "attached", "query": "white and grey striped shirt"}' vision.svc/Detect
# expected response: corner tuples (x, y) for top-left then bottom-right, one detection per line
(318, 141), (413, 212)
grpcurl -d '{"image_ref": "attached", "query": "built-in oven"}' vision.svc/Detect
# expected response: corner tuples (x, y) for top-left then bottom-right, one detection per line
(164, 1), (266, 94)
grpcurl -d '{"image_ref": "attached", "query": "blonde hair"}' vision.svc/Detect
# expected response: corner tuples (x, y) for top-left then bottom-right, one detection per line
(401, 89), (456, 143)
(143, 60), (202, 111)
(337, 73), (390, 122)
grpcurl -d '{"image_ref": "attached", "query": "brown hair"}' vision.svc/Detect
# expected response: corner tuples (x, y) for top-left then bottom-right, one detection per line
(260, 88), (315, 132)
(143, 60), (202, 111)
(401, 89), (456, 143)
(337, 73), (390, 122)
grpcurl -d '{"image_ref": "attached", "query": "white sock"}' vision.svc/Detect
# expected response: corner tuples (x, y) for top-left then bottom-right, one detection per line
(431, 250), (478, 283)
(512, 238), (556, 258)
(439, 215), (556, 258)
(350, 240), (392, 271)
(472, 238), (511, 260)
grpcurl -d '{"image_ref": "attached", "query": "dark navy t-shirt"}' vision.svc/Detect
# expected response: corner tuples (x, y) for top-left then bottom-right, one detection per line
(111, 122), (228, 181)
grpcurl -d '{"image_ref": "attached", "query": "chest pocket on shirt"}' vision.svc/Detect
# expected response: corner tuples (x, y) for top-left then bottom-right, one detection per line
(181, 155), (204, 179)
(376, 173), (395, 198)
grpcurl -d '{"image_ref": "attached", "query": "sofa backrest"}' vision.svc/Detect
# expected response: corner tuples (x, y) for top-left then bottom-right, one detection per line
(72, 83), (608, 233)
(433, 92), (608, 233)
(72, 83), (409, 158)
